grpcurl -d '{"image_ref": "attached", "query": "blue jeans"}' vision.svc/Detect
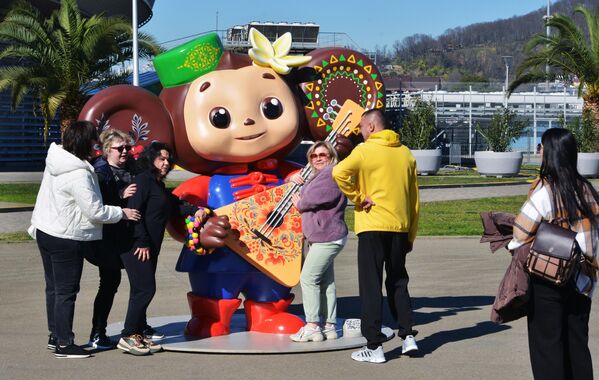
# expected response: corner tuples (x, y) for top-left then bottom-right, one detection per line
(37, 230), (90, 346)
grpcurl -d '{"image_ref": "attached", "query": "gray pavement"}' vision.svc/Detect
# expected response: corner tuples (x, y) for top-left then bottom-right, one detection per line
(0, 237), (597, 380)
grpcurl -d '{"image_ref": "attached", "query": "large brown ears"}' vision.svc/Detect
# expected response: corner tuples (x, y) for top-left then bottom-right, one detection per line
(79, 84), (175, 153)
(299, 48), (386, 141)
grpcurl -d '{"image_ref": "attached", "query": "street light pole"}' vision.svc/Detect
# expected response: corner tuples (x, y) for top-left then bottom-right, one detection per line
(132, 0), (139, 86)
(544, 0), (551, 91)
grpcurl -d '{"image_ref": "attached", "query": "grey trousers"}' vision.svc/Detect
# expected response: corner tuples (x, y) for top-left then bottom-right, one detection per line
(300, 240), (345, 324)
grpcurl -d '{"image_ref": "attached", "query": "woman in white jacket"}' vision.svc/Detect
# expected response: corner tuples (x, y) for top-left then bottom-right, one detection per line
(29, 121), (140, 359)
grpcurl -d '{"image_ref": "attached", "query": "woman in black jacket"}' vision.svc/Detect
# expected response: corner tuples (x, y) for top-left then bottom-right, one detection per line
(117, 142), (205, 356)
(89, 129), (137, 349)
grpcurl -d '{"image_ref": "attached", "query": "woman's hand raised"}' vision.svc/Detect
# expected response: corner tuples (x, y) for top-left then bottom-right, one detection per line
(120, 183), (137, 199)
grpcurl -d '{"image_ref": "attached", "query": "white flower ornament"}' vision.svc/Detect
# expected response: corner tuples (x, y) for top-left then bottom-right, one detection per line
(248, 28), (311, 75)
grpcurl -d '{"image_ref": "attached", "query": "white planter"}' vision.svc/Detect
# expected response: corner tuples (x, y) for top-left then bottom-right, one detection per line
(412, 149), (442, 175)
(577, 152), (599, 177)
(474, 151), (523, 177)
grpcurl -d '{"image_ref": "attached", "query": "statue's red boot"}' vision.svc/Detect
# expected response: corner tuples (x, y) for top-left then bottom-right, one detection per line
(244, 295), (304, 334)
(185, 292), (241, 338)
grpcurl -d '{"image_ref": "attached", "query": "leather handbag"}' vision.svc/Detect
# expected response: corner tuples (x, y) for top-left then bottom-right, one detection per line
(526, 221), (581, 286)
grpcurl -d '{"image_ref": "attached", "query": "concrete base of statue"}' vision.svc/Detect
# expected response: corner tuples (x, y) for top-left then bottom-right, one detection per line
(106, 315), (394, 354)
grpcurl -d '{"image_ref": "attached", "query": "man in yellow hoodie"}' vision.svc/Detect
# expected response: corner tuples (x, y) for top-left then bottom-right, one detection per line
(332, 109), (419, 364)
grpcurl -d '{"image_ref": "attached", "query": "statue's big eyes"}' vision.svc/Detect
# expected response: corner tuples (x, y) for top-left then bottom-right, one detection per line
(210, 107), (230, 129)
(261, 97), (283, 120)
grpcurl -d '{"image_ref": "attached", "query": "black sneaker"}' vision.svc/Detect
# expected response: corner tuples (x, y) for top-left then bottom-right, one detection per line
(143, 326), (165, 341)
(89, 333), (115, 350)
(55, 344), (91, 359)
(47, 335), (57, 350)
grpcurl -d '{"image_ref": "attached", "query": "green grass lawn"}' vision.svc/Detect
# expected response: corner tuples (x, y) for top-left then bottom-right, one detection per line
(0, 183), (40, 204)
(0, 178), (530, 204)
(417, 176), (532, 186)
(344, 195), (526, 236)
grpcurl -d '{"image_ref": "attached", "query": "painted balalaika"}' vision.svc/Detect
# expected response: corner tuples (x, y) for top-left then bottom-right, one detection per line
(214, 100), (365, 287)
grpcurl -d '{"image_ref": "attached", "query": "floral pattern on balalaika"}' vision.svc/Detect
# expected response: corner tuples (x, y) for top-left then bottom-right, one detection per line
(227, 185), (303, 267)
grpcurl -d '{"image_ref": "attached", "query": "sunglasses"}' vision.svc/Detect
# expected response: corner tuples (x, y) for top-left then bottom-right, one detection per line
(110, 145), (132, 153)
(309, 153), (330, 160)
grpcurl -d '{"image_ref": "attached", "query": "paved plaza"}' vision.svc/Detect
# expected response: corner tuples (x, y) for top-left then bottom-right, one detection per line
(0, 173), (597, 379)
(0, 236), (597, 380)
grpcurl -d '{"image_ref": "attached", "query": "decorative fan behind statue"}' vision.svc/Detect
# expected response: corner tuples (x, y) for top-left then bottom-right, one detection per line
(301, 48), (385, 141)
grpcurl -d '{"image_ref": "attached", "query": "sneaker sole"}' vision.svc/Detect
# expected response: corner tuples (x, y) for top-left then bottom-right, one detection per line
(402, 346), (418, 354)
(290, 335), (325, 342)
(55, 353), (91, 359)
(351, 356), (386, 364)
(117, 343), (150, 356)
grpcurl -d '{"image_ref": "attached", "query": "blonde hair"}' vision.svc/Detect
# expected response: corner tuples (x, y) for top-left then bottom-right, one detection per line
(306, 141), (338, 172)
(100, 129), (133, 157)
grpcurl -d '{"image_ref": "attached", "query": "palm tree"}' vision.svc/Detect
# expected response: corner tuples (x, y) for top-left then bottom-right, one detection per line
(508, 4), (599, 149)
(0, 0), (162, 142)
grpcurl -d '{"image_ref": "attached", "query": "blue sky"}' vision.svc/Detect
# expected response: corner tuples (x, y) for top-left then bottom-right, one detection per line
(142, 0), (552, 51)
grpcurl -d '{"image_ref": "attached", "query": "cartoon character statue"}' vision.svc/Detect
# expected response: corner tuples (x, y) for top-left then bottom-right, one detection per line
(79, 29), (385, 338)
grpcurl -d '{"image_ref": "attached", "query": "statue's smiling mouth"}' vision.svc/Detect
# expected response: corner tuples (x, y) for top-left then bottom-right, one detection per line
(235, 132), (265, 141)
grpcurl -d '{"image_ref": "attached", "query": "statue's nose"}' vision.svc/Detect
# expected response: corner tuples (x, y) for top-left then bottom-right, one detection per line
(244, 118), (255, 126)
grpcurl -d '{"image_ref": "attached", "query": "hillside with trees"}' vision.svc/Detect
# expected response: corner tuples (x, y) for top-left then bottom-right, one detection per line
(379, 0), (597, 83)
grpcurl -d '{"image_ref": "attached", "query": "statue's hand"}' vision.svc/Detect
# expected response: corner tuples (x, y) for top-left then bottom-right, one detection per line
(199, 215), (231, 248)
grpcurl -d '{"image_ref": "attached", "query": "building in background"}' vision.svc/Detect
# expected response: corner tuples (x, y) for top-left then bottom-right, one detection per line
(0, 0), (154, 171)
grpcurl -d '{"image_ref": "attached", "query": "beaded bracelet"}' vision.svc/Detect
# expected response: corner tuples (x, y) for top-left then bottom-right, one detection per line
(185, 208), (212, 255)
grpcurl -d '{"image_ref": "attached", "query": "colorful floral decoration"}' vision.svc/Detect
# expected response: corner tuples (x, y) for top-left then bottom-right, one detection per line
(227, 185), (303, 266)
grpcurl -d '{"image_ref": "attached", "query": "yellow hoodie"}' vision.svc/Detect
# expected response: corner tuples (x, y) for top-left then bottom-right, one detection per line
(332, 129), (419, 241)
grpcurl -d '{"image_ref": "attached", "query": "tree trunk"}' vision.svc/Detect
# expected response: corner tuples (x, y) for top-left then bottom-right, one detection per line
(582, 96), (599, 151)
(58, 94), (89, 141)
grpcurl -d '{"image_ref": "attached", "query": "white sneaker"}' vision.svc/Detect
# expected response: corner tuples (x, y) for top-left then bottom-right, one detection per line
(401, 335), (418, 354)
(322, 324), (338, 340)
(351, 346), (386, 363)
(289, 325), (325, 342)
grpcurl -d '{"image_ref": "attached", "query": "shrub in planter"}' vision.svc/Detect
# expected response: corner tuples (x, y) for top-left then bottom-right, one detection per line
(474, 107), (527, 177)
(561, 110), (599, 177)
(476, 107), (527, 153)
(400, 99), (437, 150)
(400, 99), (441, 174)
(559, 110), (599, 153)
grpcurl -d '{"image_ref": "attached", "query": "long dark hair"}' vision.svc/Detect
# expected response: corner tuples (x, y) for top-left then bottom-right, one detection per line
(62, 121), (99, 160)
(136, 142), (174, 177)
(540, 128), (599, 223)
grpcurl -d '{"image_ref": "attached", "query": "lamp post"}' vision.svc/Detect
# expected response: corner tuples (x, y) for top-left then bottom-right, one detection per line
(132, 0), (139, 86)
(543, 0), (551, 91)
(398, 78), (403, 130)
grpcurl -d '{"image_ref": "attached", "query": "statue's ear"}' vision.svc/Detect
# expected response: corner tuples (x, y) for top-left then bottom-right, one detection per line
(79, 84), (175, 151)
(298, 48), (385, 141)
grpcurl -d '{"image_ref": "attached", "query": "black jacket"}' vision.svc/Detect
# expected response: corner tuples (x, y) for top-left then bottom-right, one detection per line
(127, 170), (195, 256)
(90, 157), (134, 266)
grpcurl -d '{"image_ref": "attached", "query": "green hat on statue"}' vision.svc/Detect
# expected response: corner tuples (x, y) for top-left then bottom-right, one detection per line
(153, 33), (224, 88)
